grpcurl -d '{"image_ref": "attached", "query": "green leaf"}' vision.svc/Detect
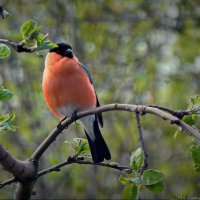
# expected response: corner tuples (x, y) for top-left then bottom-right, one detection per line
(122, 185), (139, 200)
(66, 138), (90, 156)
(119, 175), (142, 186)
(0, 44), (10, 58)
(142, 169), (164, 185)
(146, 181), (165, 194)
(28, 26), (42, 41)
(37, 40), (58, 50)
(180, 96), (200, 125)
(0, 112), (16, 132)
(36, 33), (45, 47)
(130, 147), (144, 173)
(187, 96), (200, 115)
(21, 20), (37, 39)
(129, 177), (143, 186)
(174, 127), (182, 139)
(20, 20), (57, 50)
(0, 112), (15, 123)
(182, 115), (196, 126)
(191, 145), (200, 172)
(119, 175), (135, 185)
(0, 87), (13, 101)
(188, 96), (200, 109)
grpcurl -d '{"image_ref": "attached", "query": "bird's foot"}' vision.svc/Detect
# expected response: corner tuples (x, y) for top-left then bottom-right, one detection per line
(71, 111), (79, 125)
(57, 116), (68, 131)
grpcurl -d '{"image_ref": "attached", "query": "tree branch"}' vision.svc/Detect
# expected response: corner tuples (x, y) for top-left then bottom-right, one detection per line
(0, 143), (36, 179)
(37, 157), (131, 178)
(14, 181), (36, 200)
(0, 103), (199, 198)
(31, 103), (200, 163)
(0, 157), (130, 190)
(134, 112), (148, 174)
(148, 104), (193, 119)
(0, 143), (37, 199)
(0, 39), (36, 52)
(0, 177), (16, 189)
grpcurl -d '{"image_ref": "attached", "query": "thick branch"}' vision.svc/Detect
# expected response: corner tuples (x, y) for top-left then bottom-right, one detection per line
(0, 143), (36, 179)
(31, 104), (200, 162)
(14, 181), (36, 200)
(0, 143), (37, 199)
(0, 39), (36, 52)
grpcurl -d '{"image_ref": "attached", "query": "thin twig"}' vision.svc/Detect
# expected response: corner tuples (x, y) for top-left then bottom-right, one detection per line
(148, 105), (192, 119)
(0, 177), (17, 189)
(0, 39), (36, 52)
(134, 111), (148, 174)
(0, 157), (130, 190)
(37, 157), (130, 178)
(0, 143), (37, 179)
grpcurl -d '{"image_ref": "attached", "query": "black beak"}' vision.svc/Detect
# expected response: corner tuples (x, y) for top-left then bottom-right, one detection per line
(65, 49), (73, 58)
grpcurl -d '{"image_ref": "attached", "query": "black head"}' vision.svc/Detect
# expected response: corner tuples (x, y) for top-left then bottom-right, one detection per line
(49, 43), (73, 58)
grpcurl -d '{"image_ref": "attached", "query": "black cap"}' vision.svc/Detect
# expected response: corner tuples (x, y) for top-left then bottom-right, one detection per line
(49, 43), (73, 58)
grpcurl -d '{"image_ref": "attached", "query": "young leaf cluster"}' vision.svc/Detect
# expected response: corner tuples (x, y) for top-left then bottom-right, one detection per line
(20, 20), (57, 50)
(0, 19), (58, 59)
(174, 96), (200, 138)
(183, 96), (200, 126)
(65, 138), (90, 158)
(0, 87), (16, 132)
(119, 147), (165, 200)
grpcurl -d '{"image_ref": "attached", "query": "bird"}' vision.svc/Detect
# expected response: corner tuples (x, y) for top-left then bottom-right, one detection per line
(42, 43), (111, 163)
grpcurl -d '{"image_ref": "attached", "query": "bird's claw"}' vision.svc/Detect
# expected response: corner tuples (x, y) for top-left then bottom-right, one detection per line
(57, 116), (68, 131)
(71, 111), (79, 125)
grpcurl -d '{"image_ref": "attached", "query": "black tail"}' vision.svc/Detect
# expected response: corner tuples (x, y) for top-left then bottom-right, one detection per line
(85, 116), (111, 163)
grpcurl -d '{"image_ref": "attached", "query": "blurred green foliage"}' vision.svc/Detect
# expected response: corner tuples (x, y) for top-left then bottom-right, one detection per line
(191, 145), (200, 172)
(0, 0), (200, 199)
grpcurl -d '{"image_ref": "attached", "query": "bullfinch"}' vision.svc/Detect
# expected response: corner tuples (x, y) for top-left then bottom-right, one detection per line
(42, 43), (111, 163)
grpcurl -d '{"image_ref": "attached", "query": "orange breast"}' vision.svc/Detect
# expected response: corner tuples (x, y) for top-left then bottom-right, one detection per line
(42, 53), (96, 119)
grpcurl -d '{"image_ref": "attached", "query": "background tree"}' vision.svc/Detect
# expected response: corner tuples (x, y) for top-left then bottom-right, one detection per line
(0, 0), (200, 199)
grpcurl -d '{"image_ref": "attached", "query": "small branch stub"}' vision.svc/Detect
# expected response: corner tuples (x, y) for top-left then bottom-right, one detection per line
(0, 39), (37, 53)
(134, 111), (148, 174)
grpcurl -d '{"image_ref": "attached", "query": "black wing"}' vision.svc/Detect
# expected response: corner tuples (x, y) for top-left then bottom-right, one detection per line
(80, 63), (103, 127)
(80, 63), (93, 84)
(95, 92), (103, 127)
